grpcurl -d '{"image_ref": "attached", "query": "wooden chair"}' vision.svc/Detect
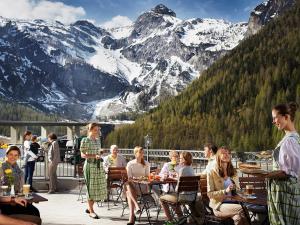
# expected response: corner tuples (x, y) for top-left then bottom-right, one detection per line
(150, 166), (159, 173)
(239, 176), (266, 195)
(76, 163), (86, 203)
(199, 176), (234, 225)
(160, 176), (200, 224)
(239, 176), (268, 221)
(107, 167), (128, 210)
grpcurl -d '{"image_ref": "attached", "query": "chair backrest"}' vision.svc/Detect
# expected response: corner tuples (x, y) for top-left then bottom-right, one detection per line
(199, 176), (210, 205)
(107, 167), (127, 181)
(150, 166), (158, 173)
(177, 175), (200, 193)
(77, 163), (84, 177)
(239, 176), (266, 194)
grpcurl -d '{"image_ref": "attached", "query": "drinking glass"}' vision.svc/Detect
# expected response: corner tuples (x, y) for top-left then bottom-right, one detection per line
(23, 184), (31, 199)
(1, 186), (8, 196)
(245, 184), (254, 196)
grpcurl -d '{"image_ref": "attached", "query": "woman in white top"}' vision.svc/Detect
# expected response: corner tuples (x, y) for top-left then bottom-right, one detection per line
(23, 131), (38, 191)
(160, 151), (195, 223)
(267, 102), (300, 225)
(158, 150), (181, 193)
(126, 146), (150, 225)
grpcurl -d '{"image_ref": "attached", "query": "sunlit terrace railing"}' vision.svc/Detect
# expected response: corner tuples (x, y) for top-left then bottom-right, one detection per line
(10, 148), (272, 179)
(118, 149), (273, 174)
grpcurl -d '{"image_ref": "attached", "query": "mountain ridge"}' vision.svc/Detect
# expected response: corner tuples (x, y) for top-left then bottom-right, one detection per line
(0, 1), (295, 120)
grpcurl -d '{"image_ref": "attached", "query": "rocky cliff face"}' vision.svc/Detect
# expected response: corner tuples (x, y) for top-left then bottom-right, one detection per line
(246, 0), (295, 36)
(0, 18), (129, 119)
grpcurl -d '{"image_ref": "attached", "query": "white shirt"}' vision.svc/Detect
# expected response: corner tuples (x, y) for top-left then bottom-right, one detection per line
(278, 132), (300, 179)
(24, 140), (37, 162)
(126, 159), (150, 179)
(201, 155), (216, 175)
(103, 154), (127, 170)
(159, 162), (182, 193)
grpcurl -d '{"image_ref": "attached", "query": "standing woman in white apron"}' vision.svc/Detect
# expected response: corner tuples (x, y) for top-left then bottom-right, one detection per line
(267, 102), (300, 225)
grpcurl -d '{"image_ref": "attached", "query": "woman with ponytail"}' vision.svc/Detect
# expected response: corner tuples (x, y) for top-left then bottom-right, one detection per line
(80, 123), (107, 219)
(267, 102), (300, 225)
(125, 146), (150, 225)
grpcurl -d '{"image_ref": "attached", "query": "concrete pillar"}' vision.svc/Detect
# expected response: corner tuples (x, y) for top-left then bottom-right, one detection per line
(10, 126), (18, 144)
(41, 126), (49, 138)
(74, 126), (80, 137)
(67, 126), (73, 140)
(18, 126), (26, 144)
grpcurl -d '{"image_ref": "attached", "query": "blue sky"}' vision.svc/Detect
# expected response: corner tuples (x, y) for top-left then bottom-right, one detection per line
(0, 0), (263, 25)
(53, 0), (262, 23)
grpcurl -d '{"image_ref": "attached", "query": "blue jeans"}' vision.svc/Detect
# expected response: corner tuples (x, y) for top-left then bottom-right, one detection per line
(24, 161), (36, 187)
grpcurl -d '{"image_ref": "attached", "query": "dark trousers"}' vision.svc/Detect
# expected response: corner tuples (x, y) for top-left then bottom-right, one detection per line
(24, 161), (36, 187)
(0, 203), (40, 217)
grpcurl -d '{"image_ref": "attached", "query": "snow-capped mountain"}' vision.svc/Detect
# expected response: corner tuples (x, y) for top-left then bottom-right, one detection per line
(0, 3), (291, 120)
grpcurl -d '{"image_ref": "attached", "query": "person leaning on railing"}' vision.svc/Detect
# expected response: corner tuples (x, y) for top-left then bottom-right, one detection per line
(80, 123), (107, 219)
(125, 146), (150, 225)
(207, 146), (249, 225)
(0, 196), (41, 225)
(267, 102), (300, 225)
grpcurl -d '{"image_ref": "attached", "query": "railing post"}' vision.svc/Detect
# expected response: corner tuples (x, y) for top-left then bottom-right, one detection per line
(44, 151), (49, 181)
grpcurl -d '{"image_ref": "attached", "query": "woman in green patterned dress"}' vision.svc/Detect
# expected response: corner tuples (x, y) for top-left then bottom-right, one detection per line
(267, 102), (300, 225)
(80, 123), (107, 219)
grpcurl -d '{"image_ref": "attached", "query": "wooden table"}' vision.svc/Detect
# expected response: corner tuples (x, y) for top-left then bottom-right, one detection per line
(227, 192), (268, 225)
(228, 192), (267, 206)
(0, 193), (48, 204)
(131, 178), (177, 225)
(27, 193), (48, 204)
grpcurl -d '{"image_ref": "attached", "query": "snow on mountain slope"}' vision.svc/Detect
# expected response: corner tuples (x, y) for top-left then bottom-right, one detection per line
(180, 19), (247, 51)
(0, 3), (258, 120)
(107, 25), (134, 39)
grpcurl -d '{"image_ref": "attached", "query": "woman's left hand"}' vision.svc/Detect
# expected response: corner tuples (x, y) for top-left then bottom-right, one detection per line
(15, 197), (28, 207)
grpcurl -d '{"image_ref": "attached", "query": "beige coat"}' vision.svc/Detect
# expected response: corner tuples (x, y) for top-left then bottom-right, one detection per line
(48, 140), (61, 164)
(207, 166), (240, 210)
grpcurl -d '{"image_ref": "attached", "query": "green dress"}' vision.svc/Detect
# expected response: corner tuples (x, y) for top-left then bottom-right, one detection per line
(80, 137), (107, 201)
(267, 132), (300, 225)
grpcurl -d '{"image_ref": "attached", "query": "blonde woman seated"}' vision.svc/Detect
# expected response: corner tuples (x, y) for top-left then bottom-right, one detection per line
(207, 147), (249, 225)
(159, 151), (195, 223)
(125, 146), (150, 225)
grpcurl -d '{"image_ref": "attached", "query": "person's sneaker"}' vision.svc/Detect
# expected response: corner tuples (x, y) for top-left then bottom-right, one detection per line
(47, 190), (55, 194)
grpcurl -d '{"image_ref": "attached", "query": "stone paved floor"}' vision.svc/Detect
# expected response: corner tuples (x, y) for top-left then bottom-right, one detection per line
(35, 191), (165, 225)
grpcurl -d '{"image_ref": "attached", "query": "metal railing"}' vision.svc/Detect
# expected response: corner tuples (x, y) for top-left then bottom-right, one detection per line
(118, 149), (273, 174)
(7, 148), (272, 179)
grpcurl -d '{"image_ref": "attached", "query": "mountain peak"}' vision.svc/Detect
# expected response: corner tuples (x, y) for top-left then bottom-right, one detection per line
(152, 4), (176, 17)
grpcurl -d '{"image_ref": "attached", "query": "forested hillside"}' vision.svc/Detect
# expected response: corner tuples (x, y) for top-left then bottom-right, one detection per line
(105, 0), (300, 151)
(0, 99), (59, 136)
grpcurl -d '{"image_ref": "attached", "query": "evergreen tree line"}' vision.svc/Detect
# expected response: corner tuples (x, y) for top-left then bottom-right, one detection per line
(0, 98), (61, 137)
(104, 1), (300, 151)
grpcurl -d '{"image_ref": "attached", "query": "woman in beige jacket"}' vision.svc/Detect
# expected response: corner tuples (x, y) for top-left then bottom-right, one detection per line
(207, 147), (249, 225)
